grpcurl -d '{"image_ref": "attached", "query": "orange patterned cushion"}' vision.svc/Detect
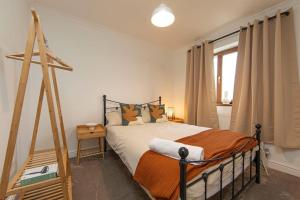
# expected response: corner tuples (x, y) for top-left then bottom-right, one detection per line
(120, 104), (142, 125)
(148, 104), (165, 123)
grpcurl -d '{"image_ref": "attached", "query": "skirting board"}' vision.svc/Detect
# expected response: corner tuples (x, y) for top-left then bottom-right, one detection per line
(69, 150), (77, 158)
(268, 160), (300, 178)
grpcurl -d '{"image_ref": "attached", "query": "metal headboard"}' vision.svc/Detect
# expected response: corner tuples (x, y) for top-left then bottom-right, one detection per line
(102, 95), (161, 151)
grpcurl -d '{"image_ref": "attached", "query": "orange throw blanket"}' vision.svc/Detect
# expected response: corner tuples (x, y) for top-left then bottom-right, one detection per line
(133, 129), (257, 200)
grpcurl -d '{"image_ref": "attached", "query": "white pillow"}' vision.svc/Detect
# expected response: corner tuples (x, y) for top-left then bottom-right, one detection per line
(156, 114), (168, 123)
(106, 111), (122, 126)
(128, 116), (145, 126)
(141, 106), (151, 123)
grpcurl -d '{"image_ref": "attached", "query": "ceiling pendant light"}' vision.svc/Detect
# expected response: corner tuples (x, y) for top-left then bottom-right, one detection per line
(151, 3), (175, 28)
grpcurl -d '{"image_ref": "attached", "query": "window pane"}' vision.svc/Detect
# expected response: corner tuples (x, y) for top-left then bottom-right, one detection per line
(213, 55), (218, 93)
(222, 52), (237, 103)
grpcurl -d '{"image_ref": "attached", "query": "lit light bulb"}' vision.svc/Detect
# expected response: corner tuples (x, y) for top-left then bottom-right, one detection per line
(151, 3), (175, 27)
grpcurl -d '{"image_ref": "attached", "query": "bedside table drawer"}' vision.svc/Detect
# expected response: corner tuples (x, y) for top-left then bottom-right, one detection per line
(78, 131), (105, 140)
(76, 124), (106, 140)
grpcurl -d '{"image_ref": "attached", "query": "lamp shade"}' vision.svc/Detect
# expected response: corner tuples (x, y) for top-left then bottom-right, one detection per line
(167, 107), (175, 118)
(151, 3), (175, 27)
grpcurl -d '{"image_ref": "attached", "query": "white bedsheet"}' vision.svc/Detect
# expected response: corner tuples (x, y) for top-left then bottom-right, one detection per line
(106, 122), (256, 200)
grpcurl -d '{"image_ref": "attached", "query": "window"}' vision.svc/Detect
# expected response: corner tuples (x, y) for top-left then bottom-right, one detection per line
(213, 47), (238, 106)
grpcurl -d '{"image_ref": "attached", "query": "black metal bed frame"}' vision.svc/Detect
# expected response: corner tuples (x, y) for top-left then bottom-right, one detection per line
(102, 95), (261, 200)
(179, 126), (261, 200)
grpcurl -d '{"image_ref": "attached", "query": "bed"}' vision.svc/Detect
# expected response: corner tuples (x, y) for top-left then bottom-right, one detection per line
(102, 95), (261, 200)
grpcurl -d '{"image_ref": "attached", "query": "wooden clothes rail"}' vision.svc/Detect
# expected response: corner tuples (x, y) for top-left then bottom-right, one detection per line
(0, 10), (73, 200)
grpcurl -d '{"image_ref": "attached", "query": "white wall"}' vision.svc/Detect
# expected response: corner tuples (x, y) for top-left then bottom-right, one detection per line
(12, 4), (173, 164)
(169, 0), (300, 177)
(0, 0), (30, 176)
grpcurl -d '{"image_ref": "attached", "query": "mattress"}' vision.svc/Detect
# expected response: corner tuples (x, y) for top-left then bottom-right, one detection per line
(106, 122), (256, 200)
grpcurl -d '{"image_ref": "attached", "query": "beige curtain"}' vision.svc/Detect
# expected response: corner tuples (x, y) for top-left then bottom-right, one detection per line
(231, 9), (300, 148)
(184, 41), (219, 128)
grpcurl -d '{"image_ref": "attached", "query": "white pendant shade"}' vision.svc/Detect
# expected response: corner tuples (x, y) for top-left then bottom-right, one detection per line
(151, 3), (175, 27)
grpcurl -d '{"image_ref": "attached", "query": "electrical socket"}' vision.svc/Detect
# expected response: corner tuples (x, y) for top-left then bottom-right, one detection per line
(264, 147), (271, 158)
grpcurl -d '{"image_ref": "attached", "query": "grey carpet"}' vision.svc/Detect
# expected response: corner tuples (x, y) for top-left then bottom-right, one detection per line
(71, 150), (300, 200)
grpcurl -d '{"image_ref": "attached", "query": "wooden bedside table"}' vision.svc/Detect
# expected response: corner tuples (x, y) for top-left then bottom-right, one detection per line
(169, 118), (184, 123)
(76, 124), (106, 164)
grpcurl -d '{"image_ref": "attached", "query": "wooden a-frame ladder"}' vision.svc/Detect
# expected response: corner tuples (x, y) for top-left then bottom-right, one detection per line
(0, 10), (73, 200)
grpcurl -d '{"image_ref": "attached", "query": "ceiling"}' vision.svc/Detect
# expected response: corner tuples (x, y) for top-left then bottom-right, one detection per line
(30, 0), (285, 49)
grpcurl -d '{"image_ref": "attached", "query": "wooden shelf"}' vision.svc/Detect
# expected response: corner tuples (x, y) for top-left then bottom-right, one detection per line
(169, 118), (184, 123)
(6, 150), (72, 199)
(80, 147), (104, 158)
(23, 182), (64, 200)
(22, 176), (72, 200)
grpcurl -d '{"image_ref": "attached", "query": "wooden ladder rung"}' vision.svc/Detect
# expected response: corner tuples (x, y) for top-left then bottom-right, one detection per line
(8, 51), (41, 57)
(6, 55), (73, 71)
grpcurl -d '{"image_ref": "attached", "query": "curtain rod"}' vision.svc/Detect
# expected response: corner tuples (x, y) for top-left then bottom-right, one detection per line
(187, 11), (290, 52)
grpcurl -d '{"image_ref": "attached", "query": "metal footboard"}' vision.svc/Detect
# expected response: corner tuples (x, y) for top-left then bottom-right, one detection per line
(179, 124), (261, 200)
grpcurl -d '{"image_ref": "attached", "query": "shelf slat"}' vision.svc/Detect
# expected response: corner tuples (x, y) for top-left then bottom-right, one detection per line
(6, 149), (72, 199)
(80, 147), (104, 158)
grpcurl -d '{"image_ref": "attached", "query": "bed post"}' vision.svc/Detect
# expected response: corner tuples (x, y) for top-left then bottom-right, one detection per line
(255, 124), (261, 184)
(159, 96), (162, 105)
(103, 95), (107, 152)
(179, 147), (189, 200)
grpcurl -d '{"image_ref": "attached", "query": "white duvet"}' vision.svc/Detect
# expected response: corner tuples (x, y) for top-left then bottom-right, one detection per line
(106, 122), (209, 173)
(106, 122), (256, 200)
